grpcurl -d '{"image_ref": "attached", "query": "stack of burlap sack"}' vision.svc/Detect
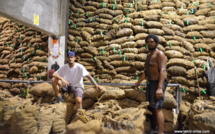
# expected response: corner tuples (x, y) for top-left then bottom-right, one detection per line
(184, 96), (215, 134)
(0, 89), (67, 134)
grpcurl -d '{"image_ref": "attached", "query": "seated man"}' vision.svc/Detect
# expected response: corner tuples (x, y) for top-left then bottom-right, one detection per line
(51, 51), (101, 109)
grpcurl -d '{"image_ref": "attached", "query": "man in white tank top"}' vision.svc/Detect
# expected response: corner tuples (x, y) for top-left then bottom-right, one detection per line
(51, 51), (102, 109)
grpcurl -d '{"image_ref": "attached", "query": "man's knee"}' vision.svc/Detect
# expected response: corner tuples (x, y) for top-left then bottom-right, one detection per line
(51, 77), (57, 85)
(75, 97), (82, 105)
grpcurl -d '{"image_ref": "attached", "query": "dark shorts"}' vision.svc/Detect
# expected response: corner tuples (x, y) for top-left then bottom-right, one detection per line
(146, 80), (168, 110)
(61, 85), (83, 98)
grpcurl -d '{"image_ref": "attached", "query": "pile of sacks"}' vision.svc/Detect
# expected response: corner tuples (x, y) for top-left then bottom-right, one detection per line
(184, 96), (215, 133)
(28, 82), (178, 133)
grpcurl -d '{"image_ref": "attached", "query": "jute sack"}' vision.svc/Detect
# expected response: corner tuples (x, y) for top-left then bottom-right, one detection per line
(200, 31), (215, 38)
(99, 86), (126, 100)
(51, 102), (67, 133)
(132, 26), (147, 34)
(66, 120), (102, 134)
(163, 109), (177, 122)
(110, 36), (134, 44)
(83, 87), (106, 100)
(113, 74), (131, 80)
(65, 103), (75, 124)
(187, 68), (205, 78)
(183, 25), (207, 32)
(148, 29), (164, 35)
(0, 82), (11, 89)
(116, 28), (133, 37)
(11, 103), (39, 134)
(187, 99), (215, 133)
(135, 53), (147, 61)
(82, 98), (96, 109)
(66, 109), (102, 134)
(99, 105), (150, 134)
(37, 105), (54, 134)
(164, 121), (178, 133)
(29, 82), (52, 97)
(131, 61), (145, 69)
(115, 66), (136, 72)
(188, 112), (215, 133)
(124, 89), (146, 102)
(165, 50), (183, 58)
(167, 58), (195, 69)
(117, 98), (140, 108)
(0, 97), (25, 134)
(163, 92), (177, 109)
(167, 66), (187, 76)
(170, 76), (188, 85)
(134, 33), (148, 40)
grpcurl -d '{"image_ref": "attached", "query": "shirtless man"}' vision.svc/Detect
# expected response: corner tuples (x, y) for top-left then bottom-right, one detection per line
(135, 34), (167, 134)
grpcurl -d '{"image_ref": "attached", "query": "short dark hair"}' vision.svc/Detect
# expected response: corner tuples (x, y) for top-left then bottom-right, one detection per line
(145, 34), (159, 44)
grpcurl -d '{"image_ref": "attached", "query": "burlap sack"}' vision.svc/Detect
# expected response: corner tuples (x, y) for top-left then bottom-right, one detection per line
(11, 103), (39, 134)
(66, 119), (102, 134)
(164, 121), (178, 133)
(0, 82), (11, 89)
(0, 65), (10, 70)
(124, 89), (146, 102)
(135, 53), (147, 61)
(167, 58), (195, 69)
(187, 68), (205, 79)
(116, 28), (133, 37)
(131, 61), (145, 69)
(83, 87), (106, 100)
(134, 33), (148, 40)
(29, 62), (47, 68)
(115, 66), (136, 72)
(82, 98), (96, 109)
(164, 50), (183, 58)
(99, 87), (125, 100)
(110, 36), (134, 44)
(170, 76), (188, 85)
(148, 29), (164, 35)
(51, 103), (67, 133)
(29, 83), (52, 97)
(117, 98), (140, 108)
(0, 97), (25, 134)
(110, 60), (131, 66)
(167, 66), (187, 76)
(163, 92), (177, 109)
(99, 107), (149, 134)
(113, 74), (131, 80)
(37, 105), (54, 134)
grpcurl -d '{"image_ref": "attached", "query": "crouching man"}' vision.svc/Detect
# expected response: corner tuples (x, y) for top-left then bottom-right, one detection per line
(51, 51), (101, 109)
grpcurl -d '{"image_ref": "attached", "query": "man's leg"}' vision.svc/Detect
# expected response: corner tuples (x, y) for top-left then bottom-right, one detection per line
(51, 78), (63, 102)
(148, 107), (157, 131)
(156, 109), (164, 134)
(75, 97), (82, 109)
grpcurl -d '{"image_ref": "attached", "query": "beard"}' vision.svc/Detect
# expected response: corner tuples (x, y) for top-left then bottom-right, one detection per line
(148, 45), (157, 51)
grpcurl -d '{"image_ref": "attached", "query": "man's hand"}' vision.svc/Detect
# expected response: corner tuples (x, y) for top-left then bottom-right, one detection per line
(95, 85), (102, 92)
(61, 79), (69, 87)
(135, 82), (140, 90)
(156, 88), (163, 100)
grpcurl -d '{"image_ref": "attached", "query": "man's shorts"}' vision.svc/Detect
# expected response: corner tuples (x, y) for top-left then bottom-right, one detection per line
(146, 80), (168, 110)
(61, 85), (83, 98)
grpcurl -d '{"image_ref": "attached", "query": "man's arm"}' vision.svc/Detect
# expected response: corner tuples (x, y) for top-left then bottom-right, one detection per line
(135, 72), (146, 88)
(53, 72), (69, 86)
(86, 75), (101, 91)
(156, 51), (167, 99)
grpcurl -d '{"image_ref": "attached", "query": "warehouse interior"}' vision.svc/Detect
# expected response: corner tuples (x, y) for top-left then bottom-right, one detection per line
(0, 0), (215, 134)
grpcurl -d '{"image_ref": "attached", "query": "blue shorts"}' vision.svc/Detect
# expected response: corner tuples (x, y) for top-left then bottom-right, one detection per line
(146, 80), (168, 110)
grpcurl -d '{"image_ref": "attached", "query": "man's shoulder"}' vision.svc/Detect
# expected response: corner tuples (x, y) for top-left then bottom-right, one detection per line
(75, 62), (85, 68)
(156, 50), (165, 56)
